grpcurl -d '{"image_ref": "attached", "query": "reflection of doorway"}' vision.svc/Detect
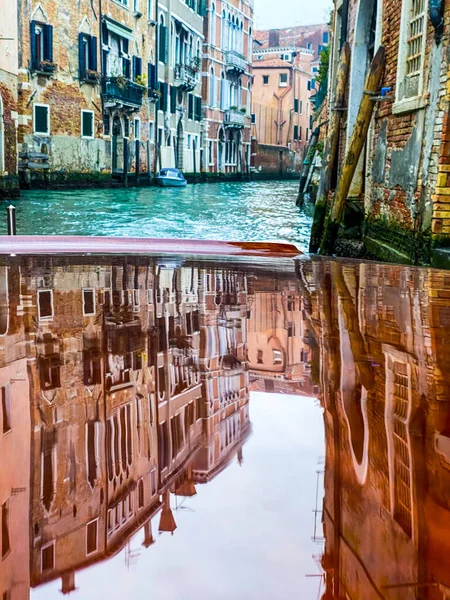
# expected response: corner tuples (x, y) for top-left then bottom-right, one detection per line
(176, 119), (184, 170)
(112, 116), (124, 174)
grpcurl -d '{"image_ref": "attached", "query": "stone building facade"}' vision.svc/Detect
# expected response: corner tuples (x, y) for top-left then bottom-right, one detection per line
(0, 0), (20, 197)
(16, 0), (157, 187)
(251, 25), (328, 175)
(325, 0), (450, 265)
(202, 0), (254, 174)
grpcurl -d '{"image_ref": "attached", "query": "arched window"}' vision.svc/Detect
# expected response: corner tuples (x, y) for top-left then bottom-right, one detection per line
(220, 71), (226, 109)
(210, 3), (216, 46)
(248, 26), (252, 63)
(231, 16), (235, 50)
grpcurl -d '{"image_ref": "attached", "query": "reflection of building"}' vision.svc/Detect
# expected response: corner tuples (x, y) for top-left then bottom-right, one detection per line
(299, 258), (450, 599)
(247, 277), (317, 396)
(0, 256), (262, 597)
(0, 266), (30, 600)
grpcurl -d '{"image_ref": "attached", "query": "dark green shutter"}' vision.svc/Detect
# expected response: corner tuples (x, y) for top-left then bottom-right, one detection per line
(89, 36), (98, 71)
(30, 21), (37, 69)
(34, 105), (49, 134)
(44, 24), (53, 62)
(78, 33), (86, 80)
(188, 94), (194, 120)
(198, 0), (207, 16)
(82, 111), (93, 137)
(148, 63), (157, 88)
(294, 98), (299, 113)
(293, 125), (298, 140)
(170, 86), (177, 113)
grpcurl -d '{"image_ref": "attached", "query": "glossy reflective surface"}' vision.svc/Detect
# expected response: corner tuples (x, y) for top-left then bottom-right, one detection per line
(9, 182), (313, 251)
(1, 253), (450, 599)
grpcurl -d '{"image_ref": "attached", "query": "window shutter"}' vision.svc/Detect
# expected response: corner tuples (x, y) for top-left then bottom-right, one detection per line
(293, 125), (298, 140)
(164, 26), (169, 63)
(136, 57), (142, 78)
(89, 36), (98, 71)
(30, 21), (37, 69)
(198, 0), (207, 16)
(195, 96), (202, 121)
(102, 21), (109, 45)
(35, 105), (49, 134)
(159, 26), (167, 63)
(132, 55), (137, 78)
(124, 58), (131, 79)
(148, 63), (156, 89)
(294, 98), (299, 113)
(78, 33), (86, 80)
(170, 85), (177, 113)
(82, 112), (94, 137)
(44, 24), (53, 62)
(188, 94), (194, 119)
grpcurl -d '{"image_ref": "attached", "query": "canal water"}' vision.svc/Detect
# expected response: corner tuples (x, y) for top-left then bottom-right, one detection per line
(5, 181), (313, 251)
(1, 251), (450, 599)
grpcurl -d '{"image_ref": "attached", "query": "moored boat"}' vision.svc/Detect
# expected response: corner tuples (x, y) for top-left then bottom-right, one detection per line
(156, 168), (187, 187)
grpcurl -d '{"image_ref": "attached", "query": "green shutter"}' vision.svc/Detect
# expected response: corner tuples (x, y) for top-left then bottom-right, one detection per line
(34, 105), (49, 134)
(82, 111), (94, 138)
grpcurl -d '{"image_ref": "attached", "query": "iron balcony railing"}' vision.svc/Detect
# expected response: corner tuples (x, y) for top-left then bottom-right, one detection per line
(224, 109), (245, 127)
(225, 51), (246, 73)
(102, 76), (146, 108)
(174, 62), (199, 91)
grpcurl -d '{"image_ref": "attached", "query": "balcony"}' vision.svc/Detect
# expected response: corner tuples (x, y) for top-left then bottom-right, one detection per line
(174, 62), (199, 92)
(225, 51), (246, 74)
(102, 76), (146, 109)
(224, 109), (245, 128)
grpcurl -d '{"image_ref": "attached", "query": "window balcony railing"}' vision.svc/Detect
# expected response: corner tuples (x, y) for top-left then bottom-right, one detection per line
(102, 76), (146, 108)
(225, 51), (246, 74)
(224, 108), (245, 128)
(174, 61), (199, 91)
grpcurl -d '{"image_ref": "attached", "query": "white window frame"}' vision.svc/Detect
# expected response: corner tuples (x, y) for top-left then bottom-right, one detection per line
(393, 0), (429, 114)
(38, 289), (54, 321)
(134, 117), (141, 141)
(82, 288), (96, 316)
(33, 103), (50, 135)
(81, 109), (95, 139)
(279, 73), (288, 88)
(41, 541), (55, 573)
(86, 519), (99, 556)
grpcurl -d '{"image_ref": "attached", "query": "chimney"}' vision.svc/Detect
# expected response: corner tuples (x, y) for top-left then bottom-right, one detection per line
(268, 29), (280, 48)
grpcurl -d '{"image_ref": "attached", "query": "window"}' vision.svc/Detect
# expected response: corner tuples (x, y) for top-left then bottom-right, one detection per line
(1, 500), (10, 559)
(159, 16), (168, 63)
(188, 94), (194, 120)
(151, 469), (157, 496)
(82, 289), (95, 316)
(78, 33), (98, 81)
(30, 21), (53, 71)
(86, 520), (98, 555)
(81, 110), (94, 139)
(396, 0), (428, 105)
(33, 104), (50, 135)
(39, 354), (61, 390)
(187, 134), (192, 149)
(306, 128), (309, 142)
(257, 349), (263, 364)
(279, 73), (288, 87)
(209, 140), (214, 165)
(132, 55), (142, 80)
(134, 117), (141, 141)
(38, 289), (53, 320)
(41, 542), (55, 572)
(251, 113), (256, 124)
(263, 75), (269, 85)
(1, 387), (11, 434)
(293, 125), (299, 141)
(294, 98), (299, 113)
(300, 100), (303, 114)
(210, 3), (216, 45)
(138, 479), (144, 508)
(149, 121), (154, 142)
(273, 350), (282, 365)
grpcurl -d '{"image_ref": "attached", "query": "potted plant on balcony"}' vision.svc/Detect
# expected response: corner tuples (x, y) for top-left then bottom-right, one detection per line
(116, 74), (128, 90)
(85, 69), (100, 83)
(38, 59), (57, 74)
(135, 74), (148, 87)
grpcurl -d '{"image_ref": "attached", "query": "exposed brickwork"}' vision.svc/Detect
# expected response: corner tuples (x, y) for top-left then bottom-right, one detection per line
(327, 0), (450, 263)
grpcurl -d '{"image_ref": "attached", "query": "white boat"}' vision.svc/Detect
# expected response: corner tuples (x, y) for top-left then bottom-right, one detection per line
(156, 168), (187, 187)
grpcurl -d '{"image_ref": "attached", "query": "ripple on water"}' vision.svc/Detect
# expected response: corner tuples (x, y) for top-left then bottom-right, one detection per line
(12, 181), (312, 251)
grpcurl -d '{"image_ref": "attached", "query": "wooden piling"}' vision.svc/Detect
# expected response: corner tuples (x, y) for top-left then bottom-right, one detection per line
(296, 127), (320, 205)
(309, 42), (350, 253)
(320, 46), (385, 255)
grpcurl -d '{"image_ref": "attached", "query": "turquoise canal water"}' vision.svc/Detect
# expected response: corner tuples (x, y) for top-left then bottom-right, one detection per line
(7, 181), (312, 251)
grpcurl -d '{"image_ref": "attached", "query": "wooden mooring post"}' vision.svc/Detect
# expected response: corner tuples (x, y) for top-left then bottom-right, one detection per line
(320, 46), (385, 255)
(296, 127), (320, 205)
(309, 42), (350, 252)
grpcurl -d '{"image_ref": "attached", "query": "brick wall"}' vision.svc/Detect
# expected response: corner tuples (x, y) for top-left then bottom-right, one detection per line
(0, 69), (19, 197)
(252, 142), (297, 175)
